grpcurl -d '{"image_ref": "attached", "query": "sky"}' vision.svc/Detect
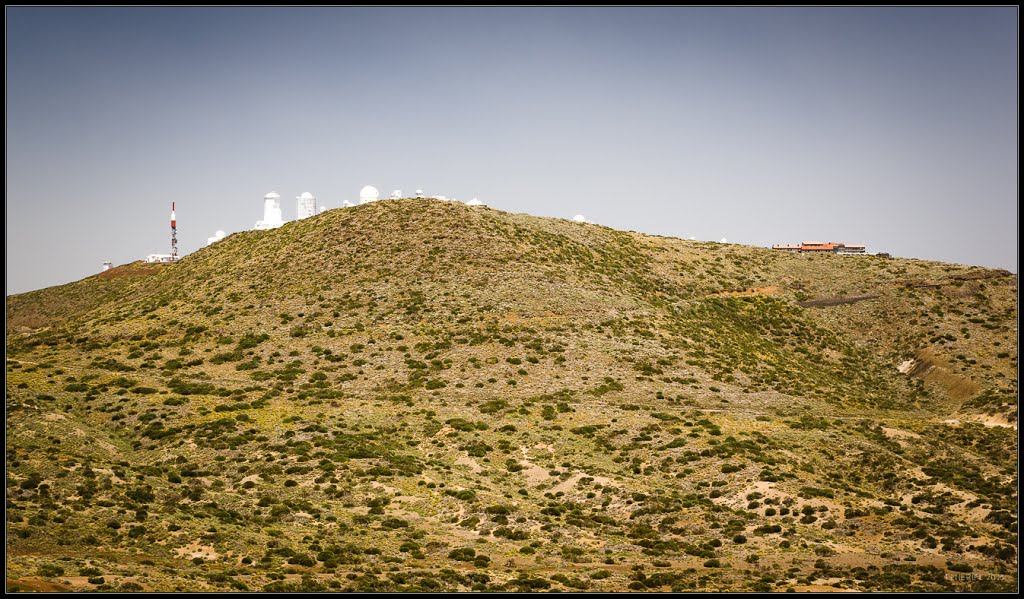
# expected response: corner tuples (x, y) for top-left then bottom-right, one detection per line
(6, 7), (1018, 294)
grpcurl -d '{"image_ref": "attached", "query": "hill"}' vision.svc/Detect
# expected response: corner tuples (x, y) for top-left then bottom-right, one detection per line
(6, 199), (1018, 592)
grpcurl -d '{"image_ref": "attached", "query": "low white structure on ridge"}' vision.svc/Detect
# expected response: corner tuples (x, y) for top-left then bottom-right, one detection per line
(391, 189), (402, 200)
(207, 230), (226, 246)
(466, 198), (484, 207)
(572, 214), (587, 223)
(254, 191), (284, 230)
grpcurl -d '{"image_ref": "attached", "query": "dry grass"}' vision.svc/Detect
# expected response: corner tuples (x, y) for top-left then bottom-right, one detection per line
(4, 199), (1017, 592)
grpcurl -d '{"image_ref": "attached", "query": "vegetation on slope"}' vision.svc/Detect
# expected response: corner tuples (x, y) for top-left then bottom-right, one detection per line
(6, 199), (1017, 592)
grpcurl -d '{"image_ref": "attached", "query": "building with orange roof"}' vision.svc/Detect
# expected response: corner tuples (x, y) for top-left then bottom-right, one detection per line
(770, 241), (867, 254)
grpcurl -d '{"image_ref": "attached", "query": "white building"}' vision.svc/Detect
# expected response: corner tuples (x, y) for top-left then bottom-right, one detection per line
(391, 189), (402, 200)
(836, 244), (867, 255)
(145, 254), (176, 263)
(296, 192), (316, 220)
(466, 198), (484, 207)
(254, 191), (284, 230)
(207, 230), (226, 246)
(572, 214), (587, 223)
(360, 185), (380, 204)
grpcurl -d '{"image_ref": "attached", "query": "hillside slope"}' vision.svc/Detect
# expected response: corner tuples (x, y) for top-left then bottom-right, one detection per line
(6, 199), (1017, 592)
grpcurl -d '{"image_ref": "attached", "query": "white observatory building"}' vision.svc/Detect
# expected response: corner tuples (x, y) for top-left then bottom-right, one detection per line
(360, 185), (380, 204)
(296, 192), (317, 220)
(254, 191), (284, 230)
(207, 230), (226, 246)
(391, 189), (402, 200)
(466, 198), (484, 207)
(572, 214), (587, 223)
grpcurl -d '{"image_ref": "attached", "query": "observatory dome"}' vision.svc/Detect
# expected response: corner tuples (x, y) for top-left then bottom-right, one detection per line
(299, 192), (314, 200)
(572, 214), (587, 223)
(264, 191), (280, 200)
(466, 198), (484, 207)
(360, 185), (380, 204)
(207, 230), (227, 245)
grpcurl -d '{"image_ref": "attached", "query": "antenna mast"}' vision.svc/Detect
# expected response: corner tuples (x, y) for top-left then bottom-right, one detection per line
(171, 201), (178, 261)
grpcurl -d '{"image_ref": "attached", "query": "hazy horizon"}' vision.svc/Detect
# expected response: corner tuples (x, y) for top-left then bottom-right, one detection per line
(6, 7), (1018, 295)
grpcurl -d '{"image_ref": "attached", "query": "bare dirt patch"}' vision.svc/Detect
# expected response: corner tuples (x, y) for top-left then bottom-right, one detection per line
(454, 456), (482, 473)
(6, 578), (71, 592)
(881, 427), (921, 440)
(174, 540), (220, 561)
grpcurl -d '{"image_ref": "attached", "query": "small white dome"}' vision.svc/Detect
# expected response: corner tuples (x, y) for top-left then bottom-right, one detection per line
(572, 214), (587, 223)
(360, 185), (379, 198)
(299, 191), (314, 200)
(342, 200), (355, 208)
(264, 191), (280, 200)
(215, 230), (226, 238)
(466, 198), (484, 206)
(720, 237), (728, 243)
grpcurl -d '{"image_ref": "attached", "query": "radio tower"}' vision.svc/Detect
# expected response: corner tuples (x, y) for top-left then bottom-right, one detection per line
(170, 202), (178, 261)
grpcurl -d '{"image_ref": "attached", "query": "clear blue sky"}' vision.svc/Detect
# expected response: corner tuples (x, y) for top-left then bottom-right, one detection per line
(6, 7), (1018, 294)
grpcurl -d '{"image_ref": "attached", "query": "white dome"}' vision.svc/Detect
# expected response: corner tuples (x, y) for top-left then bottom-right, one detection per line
(572, 214), (587, 223)
(299, 191), (314, 200)
(466, 198), (484, 206)
(720, 238), (728, 243)
(264, 191), (280, 200)
(215, 230), (226, 238)
(360, 185), (379, 199)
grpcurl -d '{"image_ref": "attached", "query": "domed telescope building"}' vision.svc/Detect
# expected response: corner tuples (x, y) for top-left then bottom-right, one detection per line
(296, 191), (317, 220)
(254, 191), (284, 230)
(360, 185), (380, 204)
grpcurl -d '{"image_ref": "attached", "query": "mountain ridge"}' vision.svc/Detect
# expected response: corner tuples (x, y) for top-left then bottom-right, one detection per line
(5, 198), (1017, 592)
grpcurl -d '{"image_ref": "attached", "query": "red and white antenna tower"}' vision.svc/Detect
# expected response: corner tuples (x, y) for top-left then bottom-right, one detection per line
(170, 201), (178, 261)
